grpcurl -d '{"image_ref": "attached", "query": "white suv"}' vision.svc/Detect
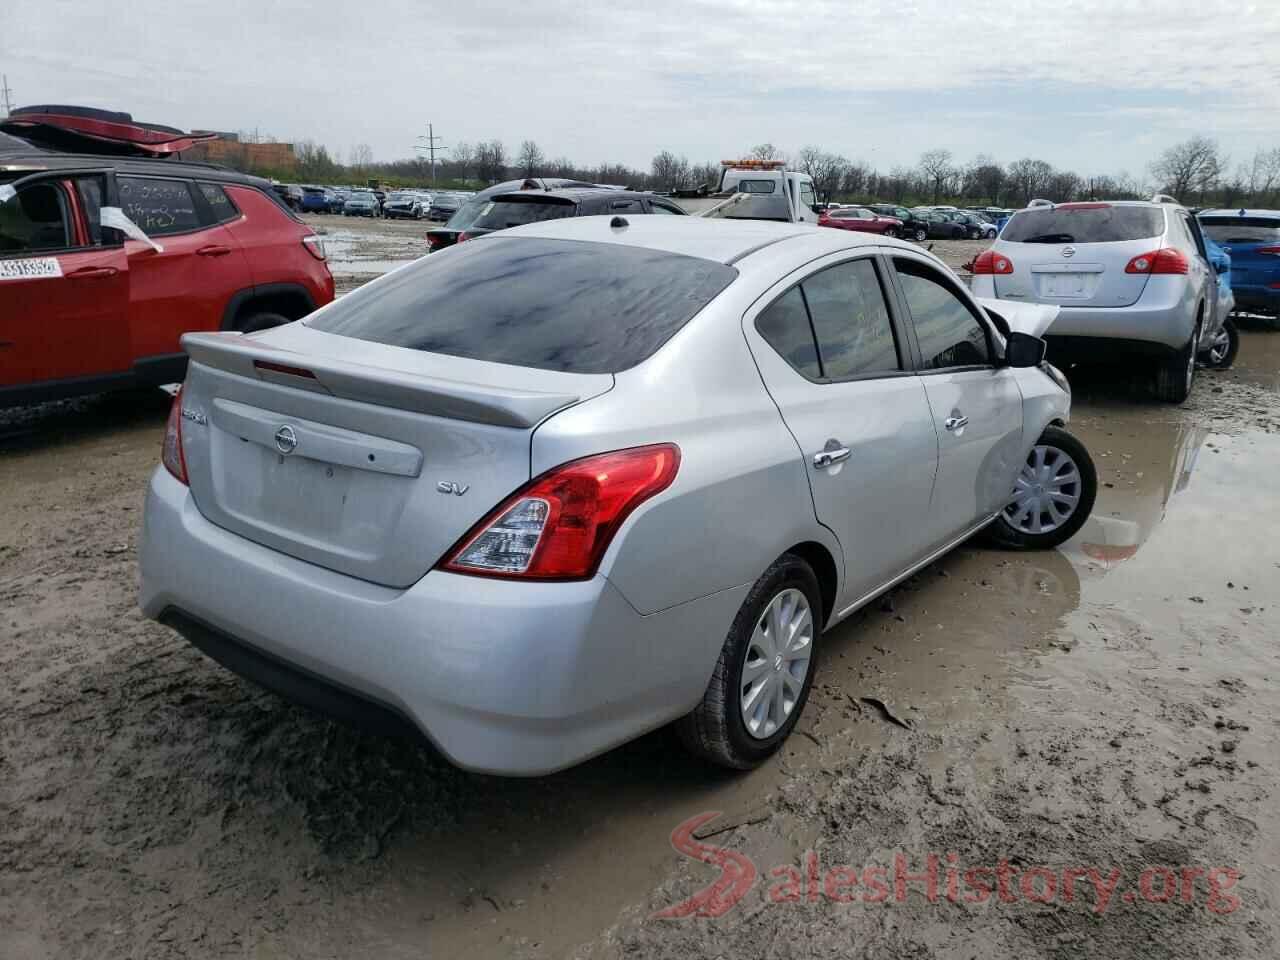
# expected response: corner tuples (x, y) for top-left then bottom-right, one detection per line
(970, 197), (1226, 402)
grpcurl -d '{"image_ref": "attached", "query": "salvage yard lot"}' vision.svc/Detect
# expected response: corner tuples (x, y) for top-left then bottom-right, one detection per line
(2, 225), (1279, 959)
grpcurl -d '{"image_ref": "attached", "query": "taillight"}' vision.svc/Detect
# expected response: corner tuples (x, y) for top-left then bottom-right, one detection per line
(972, 249), (1014, 274)
(162, 387), (189, 485)
(1124, 248), (1188, 274)
(1256, 246), (1280, 256)
(440, 444), (681, 580)
(456, 232), (471, 243)
(426, 233), (447, 251)
(302, 234), (326, 261)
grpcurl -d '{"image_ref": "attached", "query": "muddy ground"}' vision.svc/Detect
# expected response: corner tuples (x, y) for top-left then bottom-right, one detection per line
(1, 222), (1278, 959)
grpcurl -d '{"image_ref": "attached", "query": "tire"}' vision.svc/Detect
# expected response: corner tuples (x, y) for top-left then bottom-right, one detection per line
(1199, 317), (1239, 369)
(1153, 318), (1200, 403)
(986, 426), (1097, 550)
(913, 227), (928, 242)
(676, 554), (822, 769)
(234, 310), (290, 334)
(886, 228), (900, 239)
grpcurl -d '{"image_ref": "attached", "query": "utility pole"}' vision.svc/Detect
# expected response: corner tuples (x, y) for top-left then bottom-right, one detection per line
(414, 123), (447, 187)
(1, 75), (14, 117)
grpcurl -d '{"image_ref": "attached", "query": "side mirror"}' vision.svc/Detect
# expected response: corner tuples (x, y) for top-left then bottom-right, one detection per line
(1005, 331), (1047, 368)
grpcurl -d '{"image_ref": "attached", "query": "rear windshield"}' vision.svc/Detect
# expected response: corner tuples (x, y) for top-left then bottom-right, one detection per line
(471, 198), (574, 230)
(1199, 217), (1280, 244)
(1002, 206), (1165, 243)
(307, 237), (738, 374)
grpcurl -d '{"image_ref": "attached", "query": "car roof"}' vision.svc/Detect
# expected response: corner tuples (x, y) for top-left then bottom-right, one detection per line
(499, 214), (909, 265)
(489, 187), (662, 203)
(1199, 208), (1280, 219)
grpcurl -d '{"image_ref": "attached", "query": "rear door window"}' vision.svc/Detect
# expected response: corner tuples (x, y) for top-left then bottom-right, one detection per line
(197, 182), (240, 224)
(802, 259), (900, 379)
(307, 237), (738, 374)
(472, 198), (575, 230)
(117, 176), (202, 235)
(756, 286), (821, 379)
(893, 258), (991, 369)
(1001, 205), (1165, 244)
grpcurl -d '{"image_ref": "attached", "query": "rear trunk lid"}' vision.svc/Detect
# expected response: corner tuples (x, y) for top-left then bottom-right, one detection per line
(994, 204), (1167, 308)
(178, 325), (612, 588)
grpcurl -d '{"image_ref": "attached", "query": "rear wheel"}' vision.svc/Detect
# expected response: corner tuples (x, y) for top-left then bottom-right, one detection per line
(886, 227), (901, 239)
(913, 227), (928, 242)
(234, 310), (289, 334)
(677, 554), (821, 769)
(1200, 317), (1239, 369)
(1153, 319), (1200, 403)
(987, 426), (1097, 550)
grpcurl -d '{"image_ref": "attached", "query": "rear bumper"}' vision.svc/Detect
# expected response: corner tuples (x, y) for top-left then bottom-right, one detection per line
(139, 468), (744, 775)
(1232, 284), (1280, 314)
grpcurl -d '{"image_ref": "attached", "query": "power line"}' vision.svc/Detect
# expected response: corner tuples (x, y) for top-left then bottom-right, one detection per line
(1, 75), (14, 117)
(414, 123), (448, 186)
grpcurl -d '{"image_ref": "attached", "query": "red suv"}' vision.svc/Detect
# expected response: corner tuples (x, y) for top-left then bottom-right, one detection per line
(0, 114), (333, 407)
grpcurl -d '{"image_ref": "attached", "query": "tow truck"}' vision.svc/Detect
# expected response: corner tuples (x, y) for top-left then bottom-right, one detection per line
(672, 159), (821, 223)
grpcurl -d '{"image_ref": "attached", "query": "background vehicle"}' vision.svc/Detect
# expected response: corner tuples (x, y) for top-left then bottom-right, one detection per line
(426, 178), (612, 251)
(427, 192), (463, 221)
(140, 217), (1088, 776)
(343, 191), (380, 217)
(868, 204), (932, 241)
(0, 133), (334, 406)
(673, 160), (821, 223)
(971, 198), (1225, 401)
(457, 188), (685, 240)
(383, 191), (424, 219)
(272, 183), (303, 211)
(922, 211), (967, 239)
(298, 186), (331, 214)
(817, 206), (903, 237)
(1199, 209), (1280, 318)
(1199, 232), (1238, 367)
(955, 211), (997, 239)
(326, 188), (348, 213)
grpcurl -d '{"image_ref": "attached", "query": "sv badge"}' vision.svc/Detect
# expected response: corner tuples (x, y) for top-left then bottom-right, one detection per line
(436, 481), (470, 496)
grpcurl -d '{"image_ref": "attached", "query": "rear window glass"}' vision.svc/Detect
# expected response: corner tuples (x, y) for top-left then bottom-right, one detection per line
(307, 237), (738, 374)
(1199, 217), (1280, 244)
(1002, 206), (1164, 244)
(472, 198), (574, 230)
(735, 180), (776, 194)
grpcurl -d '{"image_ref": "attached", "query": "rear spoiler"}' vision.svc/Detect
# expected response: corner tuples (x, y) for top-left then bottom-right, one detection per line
(181, 332), (588, 429)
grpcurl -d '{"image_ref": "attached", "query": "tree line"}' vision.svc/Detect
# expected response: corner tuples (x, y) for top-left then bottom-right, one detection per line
(223, 133), (1280, 210)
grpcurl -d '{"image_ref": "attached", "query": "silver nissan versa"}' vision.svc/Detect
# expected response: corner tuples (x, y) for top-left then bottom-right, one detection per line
(140, 216), (1095, 775)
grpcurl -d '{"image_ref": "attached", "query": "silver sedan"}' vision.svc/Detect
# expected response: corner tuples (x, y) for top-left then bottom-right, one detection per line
(140, 216), (1096, 775)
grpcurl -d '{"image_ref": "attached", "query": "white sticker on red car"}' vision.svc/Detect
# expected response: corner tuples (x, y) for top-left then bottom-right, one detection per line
(0, 257), (62, 281)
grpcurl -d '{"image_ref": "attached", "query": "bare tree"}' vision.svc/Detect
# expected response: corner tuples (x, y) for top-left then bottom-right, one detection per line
(1045, 170), (1081, 203)
(841, 160), (872, 198)
(797, 146), (849, 203)
(690, 161), (721, 191)
(750, 142), (780, 162)
(349, 143), (373, 170)
(1151, 136), (1224, 202)
(516, 140), (545, 178)
(1006, 158), (1054, 206)
(450, 141), (474, 181)
(474, 140), (508, 184)
(918, 149), (955, 204)
(964, 155), (1005, 204)
(650, 151), (691, 190)
(1242, 148), (1280, 203)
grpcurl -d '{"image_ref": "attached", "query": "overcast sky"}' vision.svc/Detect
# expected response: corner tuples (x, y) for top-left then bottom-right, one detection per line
(5, 0), (1279, 177)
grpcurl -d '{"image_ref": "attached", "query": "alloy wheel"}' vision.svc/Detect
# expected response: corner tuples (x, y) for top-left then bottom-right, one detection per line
(1003, 445), (1083, 535)
(740, 588), (813, 739)
(1208, 327), (1231, 365)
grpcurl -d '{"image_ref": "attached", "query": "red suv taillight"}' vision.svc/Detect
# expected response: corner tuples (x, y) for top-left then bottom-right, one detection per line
(162, 387), (189, 485)
(301, 234), (327, 261)
(1256, 246), (1280, 256)
(440, 444), (681, 580)
(1124, 248), (1188, 274)
(972, 249), (1014, 274)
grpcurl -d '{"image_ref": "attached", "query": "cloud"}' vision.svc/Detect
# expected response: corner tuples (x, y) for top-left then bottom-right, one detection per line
(4, 0), (1277, 173)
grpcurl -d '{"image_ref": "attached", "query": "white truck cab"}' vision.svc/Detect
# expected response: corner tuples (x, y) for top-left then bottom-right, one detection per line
(676, 160), (821, 223)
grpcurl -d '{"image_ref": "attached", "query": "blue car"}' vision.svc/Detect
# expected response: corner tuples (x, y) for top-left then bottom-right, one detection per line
(298, 186), (330, 214)
(1199, 209), (1280, 317)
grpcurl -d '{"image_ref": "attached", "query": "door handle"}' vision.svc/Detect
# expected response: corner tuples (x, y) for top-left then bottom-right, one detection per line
(813, 442), (851, 469)
(66, 266), (119, 280)
(196, 244), (232, 257)
(944, 415), (969, 432)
